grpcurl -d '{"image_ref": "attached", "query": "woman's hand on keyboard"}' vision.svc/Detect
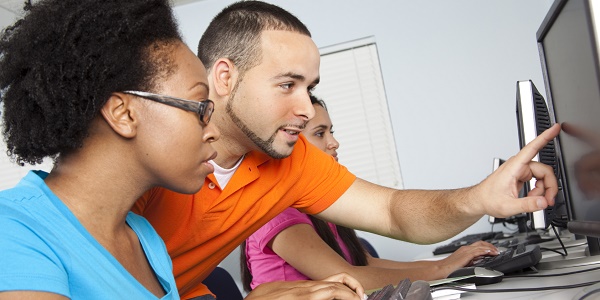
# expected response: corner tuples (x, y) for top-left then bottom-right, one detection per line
(437, 241), (500, 278)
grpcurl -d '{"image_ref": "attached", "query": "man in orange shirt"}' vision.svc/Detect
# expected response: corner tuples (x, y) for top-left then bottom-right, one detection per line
(133, 1), (561, 299)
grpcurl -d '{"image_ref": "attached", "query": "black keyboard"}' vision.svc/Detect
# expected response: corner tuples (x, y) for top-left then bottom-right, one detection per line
(432, 231), (503, 255)
(472, 243), (542, 274)
(490, 237), (521, 248)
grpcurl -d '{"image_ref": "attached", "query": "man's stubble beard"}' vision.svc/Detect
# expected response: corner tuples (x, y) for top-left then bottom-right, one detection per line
(225, 80), (293, 159)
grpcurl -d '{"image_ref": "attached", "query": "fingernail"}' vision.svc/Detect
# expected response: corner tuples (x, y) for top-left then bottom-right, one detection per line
(537, 198), (546, 208)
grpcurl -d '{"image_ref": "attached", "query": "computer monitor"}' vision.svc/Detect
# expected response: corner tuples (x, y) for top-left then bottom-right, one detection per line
(536, 0), (600, 267)
(515, 80), (571, 230)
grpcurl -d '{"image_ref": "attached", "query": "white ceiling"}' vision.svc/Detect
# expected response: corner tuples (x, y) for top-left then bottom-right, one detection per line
(0, 0), (204, 15)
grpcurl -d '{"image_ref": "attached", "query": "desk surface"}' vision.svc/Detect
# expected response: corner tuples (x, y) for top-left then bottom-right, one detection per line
(463, 264), (600, 299)
(432, 235), (600, 299)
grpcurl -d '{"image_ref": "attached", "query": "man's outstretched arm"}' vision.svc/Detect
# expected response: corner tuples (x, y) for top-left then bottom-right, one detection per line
(317, 123), (561, 244)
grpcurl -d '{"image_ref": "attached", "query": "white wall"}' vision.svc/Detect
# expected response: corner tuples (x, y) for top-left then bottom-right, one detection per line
(172, 0), (555, 280)
(0, 7), (17, 29)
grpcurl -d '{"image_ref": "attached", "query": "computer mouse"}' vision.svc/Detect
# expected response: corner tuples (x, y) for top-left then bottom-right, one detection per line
(447, 266), (504, 285)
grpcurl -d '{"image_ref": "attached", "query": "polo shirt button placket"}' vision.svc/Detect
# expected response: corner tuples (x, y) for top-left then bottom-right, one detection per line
(208, 182), (216, 189)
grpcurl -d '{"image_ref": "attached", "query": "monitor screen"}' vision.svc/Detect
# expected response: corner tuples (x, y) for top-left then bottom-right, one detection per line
(537, 0), (600, 255)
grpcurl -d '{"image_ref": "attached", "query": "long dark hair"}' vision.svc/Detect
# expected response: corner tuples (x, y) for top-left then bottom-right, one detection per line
(240, 95), (368, 292)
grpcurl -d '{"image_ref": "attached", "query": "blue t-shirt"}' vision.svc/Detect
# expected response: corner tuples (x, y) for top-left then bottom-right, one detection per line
(0, 171), (179, 299)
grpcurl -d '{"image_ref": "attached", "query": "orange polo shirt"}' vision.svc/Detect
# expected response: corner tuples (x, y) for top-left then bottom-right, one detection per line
(132, 135), (356, 299)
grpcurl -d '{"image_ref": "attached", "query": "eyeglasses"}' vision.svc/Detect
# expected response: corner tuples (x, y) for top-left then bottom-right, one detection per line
(123, 90), (214, 126)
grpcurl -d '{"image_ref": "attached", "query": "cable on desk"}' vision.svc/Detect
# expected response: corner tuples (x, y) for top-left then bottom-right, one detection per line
(506, 265), (600, 278)
(430, 280), (600, 294)
(579, 287), (600, 300)
(540, 247), (570, 256)
(551, 223), (568, 256)
(534, 223), (569, 256)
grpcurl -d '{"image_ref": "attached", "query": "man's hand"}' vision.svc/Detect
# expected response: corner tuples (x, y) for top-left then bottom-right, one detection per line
(474, 123), (561, 218)
(246, 273), (366, 300)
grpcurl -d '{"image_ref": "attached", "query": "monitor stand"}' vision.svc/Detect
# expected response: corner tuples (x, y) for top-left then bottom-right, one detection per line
(536, 237), (600, 270)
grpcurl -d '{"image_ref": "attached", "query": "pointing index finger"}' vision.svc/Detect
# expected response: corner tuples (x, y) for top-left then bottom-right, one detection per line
(514, 123), (561, 163)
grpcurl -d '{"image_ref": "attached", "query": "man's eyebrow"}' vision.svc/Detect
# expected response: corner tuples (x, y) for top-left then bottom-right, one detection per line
(273, 72), (305, 81)
(273, 73), (320, 85)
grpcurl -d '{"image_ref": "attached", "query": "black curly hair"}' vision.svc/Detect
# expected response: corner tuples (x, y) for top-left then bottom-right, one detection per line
(0, 0), (182, 166)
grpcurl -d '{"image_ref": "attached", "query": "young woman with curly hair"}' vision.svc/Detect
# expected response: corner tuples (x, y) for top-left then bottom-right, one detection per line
(0, 0), (219, 298)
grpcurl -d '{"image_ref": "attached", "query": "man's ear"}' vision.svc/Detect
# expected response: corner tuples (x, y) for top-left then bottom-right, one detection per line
(211, 58), (237, 97)
(100, 93), (138, 138)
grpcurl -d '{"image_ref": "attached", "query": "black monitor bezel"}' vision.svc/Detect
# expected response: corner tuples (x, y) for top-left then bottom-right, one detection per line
(536, 0), (600, 247)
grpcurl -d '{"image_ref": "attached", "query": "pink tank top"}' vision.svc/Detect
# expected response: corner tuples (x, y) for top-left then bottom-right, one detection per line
(244, 207), (354, 289)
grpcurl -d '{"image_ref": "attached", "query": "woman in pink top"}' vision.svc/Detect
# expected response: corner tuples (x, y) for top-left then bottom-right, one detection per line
(241, 95), (499, 291)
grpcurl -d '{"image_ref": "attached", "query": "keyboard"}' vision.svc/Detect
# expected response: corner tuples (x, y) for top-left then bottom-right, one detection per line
(472, 243), (542, 274)
(489, 237), (521, 248)
(432, 231), (503, 255)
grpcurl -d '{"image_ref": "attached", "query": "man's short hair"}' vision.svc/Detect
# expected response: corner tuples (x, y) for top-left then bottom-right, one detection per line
(197, 0), (311, 77)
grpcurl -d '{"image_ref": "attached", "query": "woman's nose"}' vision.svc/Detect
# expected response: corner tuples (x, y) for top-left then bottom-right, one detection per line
(327, 136), (339, 150)
(203, 122), (220, 143)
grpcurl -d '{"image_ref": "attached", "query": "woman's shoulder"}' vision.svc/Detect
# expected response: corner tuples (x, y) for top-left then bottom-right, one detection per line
(272, 207), (312, 224)
(248, 208), (314, 247)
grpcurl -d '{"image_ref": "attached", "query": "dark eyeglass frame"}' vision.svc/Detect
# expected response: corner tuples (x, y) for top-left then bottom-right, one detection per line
(123, 90), (214, 126)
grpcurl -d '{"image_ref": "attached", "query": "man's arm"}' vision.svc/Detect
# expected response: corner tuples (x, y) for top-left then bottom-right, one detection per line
(317, 124), (561, 244)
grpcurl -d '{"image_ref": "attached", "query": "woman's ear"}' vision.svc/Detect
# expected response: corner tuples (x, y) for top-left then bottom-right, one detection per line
(212, 58), (237, 97)
(100, 93), (138, 138)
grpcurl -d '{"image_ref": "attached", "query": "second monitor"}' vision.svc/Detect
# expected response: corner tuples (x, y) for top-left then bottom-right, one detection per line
(516, 79), (571, 231)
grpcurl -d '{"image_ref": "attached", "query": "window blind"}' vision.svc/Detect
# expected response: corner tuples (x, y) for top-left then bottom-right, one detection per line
(314, 37), (403, 188)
